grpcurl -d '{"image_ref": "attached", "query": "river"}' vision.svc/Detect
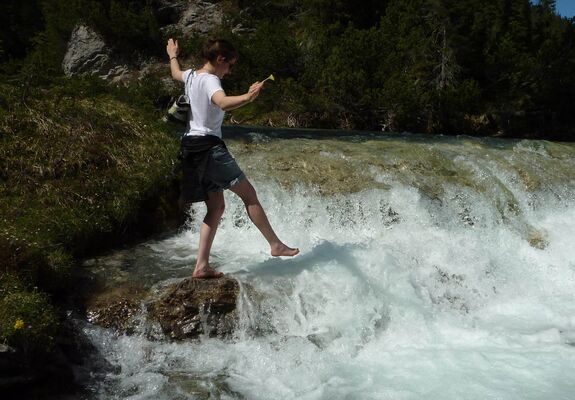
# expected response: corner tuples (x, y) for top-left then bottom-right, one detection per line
(79, 129), (575, 400)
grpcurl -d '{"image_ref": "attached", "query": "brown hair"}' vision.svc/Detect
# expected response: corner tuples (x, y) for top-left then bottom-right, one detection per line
(201, 39), (238, 62)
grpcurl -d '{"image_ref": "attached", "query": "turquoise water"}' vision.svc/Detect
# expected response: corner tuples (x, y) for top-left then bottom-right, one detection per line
(82, 131), (575, 399)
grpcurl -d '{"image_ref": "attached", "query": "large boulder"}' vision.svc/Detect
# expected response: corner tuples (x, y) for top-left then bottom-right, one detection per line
(62, 25), (111, 76)
(84, 277), (241, 340)
(62, 24), (129, 82)
(148, 277), (239, 340)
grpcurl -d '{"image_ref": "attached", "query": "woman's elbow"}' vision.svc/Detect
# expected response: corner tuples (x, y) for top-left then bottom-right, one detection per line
(212, 96), (229, 111)
(171, 72), (184, 82)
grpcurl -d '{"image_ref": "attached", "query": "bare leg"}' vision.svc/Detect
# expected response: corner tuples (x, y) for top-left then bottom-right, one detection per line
(193, 191), (225, 278)
(230, 179), (299, 257)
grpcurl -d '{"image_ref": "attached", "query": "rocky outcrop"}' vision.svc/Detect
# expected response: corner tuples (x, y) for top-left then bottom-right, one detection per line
(180, 1), (223, 35)
(148, 277), (239, 340)
(62, 24), (129, 82)
(157, 0), (224, 36)
(62, 2), (230, 83)
(62, 25), (109, 76)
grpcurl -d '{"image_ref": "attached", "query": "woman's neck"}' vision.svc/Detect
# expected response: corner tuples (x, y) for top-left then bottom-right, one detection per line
(198, 62), (221, 78)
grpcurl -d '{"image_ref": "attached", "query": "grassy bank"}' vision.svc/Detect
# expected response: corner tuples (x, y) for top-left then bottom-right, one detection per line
(0, 78), (180, 355)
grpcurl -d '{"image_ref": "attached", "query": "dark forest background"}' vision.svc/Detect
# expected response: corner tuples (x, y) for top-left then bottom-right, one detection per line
(1, 0), (574, 139)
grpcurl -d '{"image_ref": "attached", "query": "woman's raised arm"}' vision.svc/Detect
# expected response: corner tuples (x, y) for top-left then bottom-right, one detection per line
(166, 38), (184, 82)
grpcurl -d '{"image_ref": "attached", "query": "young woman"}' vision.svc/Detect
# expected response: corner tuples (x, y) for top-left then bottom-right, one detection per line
(166, 38), (299, 279)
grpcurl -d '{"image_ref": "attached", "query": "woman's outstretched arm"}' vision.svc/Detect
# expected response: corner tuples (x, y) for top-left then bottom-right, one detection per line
(211, 82), (264, 111)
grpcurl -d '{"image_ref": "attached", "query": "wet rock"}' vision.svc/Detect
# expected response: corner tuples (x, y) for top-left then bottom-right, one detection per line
(86, 285), (147, 335)
(527, 228), (549, 250)
(307, 329), (343, 349)
(87, 298), (142, 334)
(84, 276), (243, 341)
(517, 168), (541, 191)
(148, 277), (239, 340)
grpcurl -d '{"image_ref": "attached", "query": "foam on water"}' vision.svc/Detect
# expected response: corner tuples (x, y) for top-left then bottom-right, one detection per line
(83, 136), (575, 400)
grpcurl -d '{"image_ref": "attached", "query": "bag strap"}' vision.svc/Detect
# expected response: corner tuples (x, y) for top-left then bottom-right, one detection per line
(184, 69), (195, 97)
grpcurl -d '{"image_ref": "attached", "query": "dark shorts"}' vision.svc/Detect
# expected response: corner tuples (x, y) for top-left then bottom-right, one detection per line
(203, 144), (245, 192)
(181, 142), (245, 202)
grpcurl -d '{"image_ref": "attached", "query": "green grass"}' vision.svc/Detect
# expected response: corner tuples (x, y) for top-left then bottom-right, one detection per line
(0, 78), (180, 350)
(0, 272), (58, 354)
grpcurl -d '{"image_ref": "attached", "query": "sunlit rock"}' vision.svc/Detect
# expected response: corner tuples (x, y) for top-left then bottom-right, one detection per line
(148, 277), (239, 340)
(62, 24), (130, 82)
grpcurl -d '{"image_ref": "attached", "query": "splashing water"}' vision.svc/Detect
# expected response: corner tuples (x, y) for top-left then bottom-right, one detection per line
(82, 132), (575, 399)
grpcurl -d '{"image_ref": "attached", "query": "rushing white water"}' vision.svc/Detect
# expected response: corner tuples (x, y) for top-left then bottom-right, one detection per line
(82, 133), (575, 400)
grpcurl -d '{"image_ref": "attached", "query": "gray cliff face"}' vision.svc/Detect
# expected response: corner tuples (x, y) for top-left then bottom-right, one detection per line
(157, 0), (224, 36)
(62, 1), (227, 82)
(179, 1), (223, 36)
(62, 24), (129, 82)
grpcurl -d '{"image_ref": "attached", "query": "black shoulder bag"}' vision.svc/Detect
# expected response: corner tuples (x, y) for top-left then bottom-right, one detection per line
(165, 71), (194, 126)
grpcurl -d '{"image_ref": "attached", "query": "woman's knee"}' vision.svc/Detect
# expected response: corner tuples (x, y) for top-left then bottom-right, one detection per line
(233, 180), (259, 205)
(208, 200), (225, 215)
(211, 202), (226, 214)
(206, 192), (225, 215)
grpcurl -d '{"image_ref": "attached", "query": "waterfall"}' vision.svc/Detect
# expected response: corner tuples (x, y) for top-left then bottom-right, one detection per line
(81, 132), (575, 399)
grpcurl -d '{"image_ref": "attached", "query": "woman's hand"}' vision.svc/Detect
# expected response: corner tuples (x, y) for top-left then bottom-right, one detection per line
(166, 38), (179, 59)
(246, 81), (264, 102)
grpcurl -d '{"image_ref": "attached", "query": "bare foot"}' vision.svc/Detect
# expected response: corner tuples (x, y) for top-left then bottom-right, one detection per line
(192, 265), (224, 279)
(271, 243), (300, 257)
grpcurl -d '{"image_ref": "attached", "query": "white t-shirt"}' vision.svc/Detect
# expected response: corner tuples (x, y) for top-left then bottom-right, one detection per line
(182, 69), (225, 138)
